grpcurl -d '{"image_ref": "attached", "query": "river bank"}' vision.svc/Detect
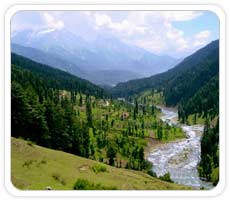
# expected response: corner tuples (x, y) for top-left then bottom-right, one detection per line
(147, 106), (213, 189)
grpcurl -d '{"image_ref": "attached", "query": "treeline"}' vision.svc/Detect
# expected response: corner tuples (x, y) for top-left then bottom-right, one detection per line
(199, 119), (219, 185)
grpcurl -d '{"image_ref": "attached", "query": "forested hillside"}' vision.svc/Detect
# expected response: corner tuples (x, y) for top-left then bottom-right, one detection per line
(12, 53), (108, 157)
(12, 53), (108, 98)
(112, 40), (219, 121)
(12, 54), (186, 181)
(178, 75), (219, 123)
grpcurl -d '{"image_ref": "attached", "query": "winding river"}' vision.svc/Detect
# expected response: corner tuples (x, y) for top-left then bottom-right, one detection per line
(147, 106), (213, 189)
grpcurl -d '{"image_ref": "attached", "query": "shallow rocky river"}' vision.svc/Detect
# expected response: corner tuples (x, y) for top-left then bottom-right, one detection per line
(147, 106), (213, 189)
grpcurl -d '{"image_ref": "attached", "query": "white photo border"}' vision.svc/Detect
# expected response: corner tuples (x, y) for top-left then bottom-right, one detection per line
(4, 4), (226, 197)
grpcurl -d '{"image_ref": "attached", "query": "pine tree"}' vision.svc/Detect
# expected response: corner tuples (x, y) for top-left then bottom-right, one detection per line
(79, 93), (83, 106)
(157, 126), (163, 140)
(133, 100), (138, 120)
(11, 81), (31, 138)
(86, 95), (93, 127)
(107, 145), (116, 166)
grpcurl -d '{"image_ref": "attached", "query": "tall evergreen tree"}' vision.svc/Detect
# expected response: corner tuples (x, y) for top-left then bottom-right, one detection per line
(86, 95), (93, 127)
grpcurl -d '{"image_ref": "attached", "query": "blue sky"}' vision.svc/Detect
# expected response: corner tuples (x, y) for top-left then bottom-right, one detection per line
(11, 10), (219, 58)
(172, 11), (219, 42)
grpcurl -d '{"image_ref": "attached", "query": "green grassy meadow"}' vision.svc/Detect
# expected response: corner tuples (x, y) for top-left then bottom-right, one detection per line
(11, 137), (191, 190)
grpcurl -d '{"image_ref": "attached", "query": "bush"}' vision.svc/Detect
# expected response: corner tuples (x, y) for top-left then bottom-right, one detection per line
(147, 170), (157, 177)
(27, 140), (34, 146)
(92, 164), (107, 174)
(40, 159), (47, 164)
(211, 167), (219, 186)
(52, 173), (66, 185)
(159, 172), (173, 183)
(73, 179), (90, 190)
(52, 173), (61, 180)
(73, 179), (117, 190)
(22, 160), (34, 168)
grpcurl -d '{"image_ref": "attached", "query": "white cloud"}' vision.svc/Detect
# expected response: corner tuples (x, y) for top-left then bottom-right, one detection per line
(159, 11), (203, 22)
(193, 30), (211, 47)
(176, 38), (189, 51)
(91, 11), (204, 55)
(195, 30), (211, 40)
(12, 11), (214, 58)
(94, 13), (111, 26)
(94, 13), (147, 36)
(134, 38), (166, 54)
(166, 28), (184, 40)
(193, 40), (205, 47)
(43, 12), (64, 30)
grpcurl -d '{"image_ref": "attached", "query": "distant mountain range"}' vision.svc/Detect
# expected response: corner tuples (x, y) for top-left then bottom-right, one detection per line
(11, 28), (180, 86)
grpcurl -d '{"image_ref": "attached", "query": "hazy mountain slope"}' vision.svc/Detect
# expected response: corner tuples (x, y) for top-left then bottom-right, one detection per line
(11, 43), (88, 78)
(11, 29), (99, 73)
(112, 40), (219, 103)
(90, 69), (142, 86)
(91, 35), (180, 76)
(11, 28), (180, 84)
(11, 43), (143, 86)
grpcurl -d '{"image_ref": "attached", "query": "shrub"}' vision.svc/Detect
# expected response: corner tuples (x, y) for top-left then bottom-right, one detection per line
(92, 164), (107, 174)
(73, 179), (117, 190)
(22, 160), (34, 168)
(36, 159), (47, 168)
(73, 179), (90, 190)
(52, 173), (61, 181)
(27, 140), (34, 146)
(211, 167), (219, 186)
(52, 173), (66, 186)
(147, 170), (157, 177)
(159, 172), (173, 183)
(40, 159), (47, 164)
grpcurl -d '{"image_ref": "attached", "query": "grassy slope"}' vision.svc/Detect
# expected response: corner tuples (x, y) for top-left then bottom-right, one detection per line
(11, 137), (190, 190)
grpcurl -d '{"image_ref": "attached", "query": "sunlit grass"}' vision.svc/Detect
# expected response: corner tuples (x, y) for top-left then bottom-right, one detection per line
(11, 137), (191, 190)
